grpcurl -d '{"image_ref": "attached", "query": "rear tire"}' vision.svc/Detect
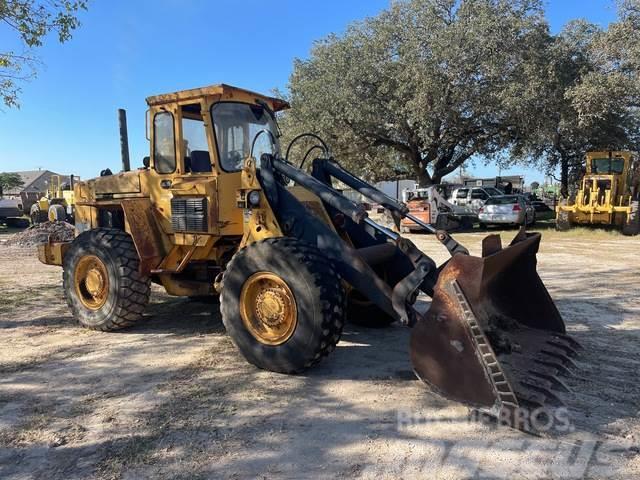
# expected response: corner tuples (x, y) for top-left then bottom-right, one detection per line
(63, 229), (150, 331)
(220, 238), (345, 374)
(30, 204), (47, 225)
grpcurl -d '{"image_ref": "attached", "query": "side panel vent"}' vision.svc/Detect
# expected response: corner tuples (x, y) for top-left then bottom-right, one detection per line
(171, 197), (208, 232)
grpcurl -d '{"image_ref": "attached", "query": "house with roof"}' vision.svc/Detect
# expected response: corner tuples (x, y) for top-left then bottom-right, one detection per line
(3, 170), (71, 197)
(2, 170), (72, 214)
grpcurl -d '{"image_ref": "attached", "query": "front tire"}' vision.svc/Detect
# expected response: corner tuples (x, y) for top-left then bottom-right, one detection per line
(622, 201), (639, 236)
(220, 238), (345, 373)
(48, 204), (67, 223)
(63, 229), (150, 331)
(556, 211), (572, 231)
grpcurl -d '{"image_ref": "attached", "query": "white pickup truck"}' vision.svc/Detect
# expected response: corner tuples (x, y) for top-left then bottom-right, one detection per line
(449, 186), (503, 214)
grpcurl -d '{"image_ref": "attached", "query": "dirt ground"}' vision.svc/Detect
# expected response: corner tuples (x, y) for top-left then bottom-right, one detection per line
(0, 226), (639, 479)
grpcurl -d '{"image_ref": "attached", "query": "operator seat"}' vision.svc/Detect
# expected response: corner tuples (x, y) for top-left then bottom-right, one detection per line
(189, 151), (213, 173)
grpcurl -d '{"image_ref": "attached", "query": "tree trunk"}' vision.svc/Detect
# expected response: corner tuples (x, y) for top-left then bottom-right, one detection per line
(417, 170), (433, 187)
(560, 155), (569, 199)
(411, 153), (433, 187)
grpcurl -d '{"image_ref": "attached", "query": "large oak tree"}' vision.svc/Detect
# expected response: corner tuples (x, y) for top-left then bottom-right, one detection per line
(283, 0), (550, 186)
(510, 20), (632, 197)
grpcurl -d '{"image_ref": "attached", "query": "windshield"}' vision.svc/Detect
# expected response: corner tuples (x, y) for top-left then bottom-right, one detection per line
(591, 157), (625, 175)
(211, 102), (280, 171)
(485, 195), (520, 205)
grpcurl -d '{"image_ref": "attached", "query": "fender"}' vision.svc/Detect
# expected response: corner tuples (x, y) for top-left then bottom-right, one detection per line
(121, 198), (166, 274)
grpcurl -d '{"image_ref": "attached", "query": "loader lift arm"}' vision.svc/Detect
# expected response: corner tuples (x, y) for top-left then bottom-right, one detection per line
(259, 152), (579, 433)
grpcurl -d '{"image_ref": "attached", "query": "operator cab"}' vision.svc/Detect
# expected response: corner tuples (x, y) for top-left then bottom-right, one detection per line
(146, 84), (289, 178)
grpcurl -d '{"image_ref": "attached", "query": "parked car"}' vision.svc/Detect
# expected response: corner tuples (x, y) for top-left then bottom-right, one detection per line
(450, 186), (503, 213)
(478, 195), (535, 227)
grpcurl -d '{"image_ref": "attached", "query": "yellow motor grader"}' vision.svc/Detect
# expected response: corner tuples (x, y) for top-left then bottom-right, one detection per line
(38, 84), (579, 431)
(556, 151), (639, 235)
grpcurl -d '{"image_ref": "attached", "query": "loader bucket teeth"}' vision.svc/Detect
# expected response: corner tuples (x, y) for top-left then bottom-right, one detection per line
(410, 231), (579, 431)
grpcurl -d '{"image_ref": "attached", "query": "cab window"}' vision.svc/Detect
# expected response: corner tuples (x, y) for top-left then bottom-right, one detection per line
(211, 102), (280, 172)
(592, 157), (625, 174)
(181, 104), (212, 173)
(154, 112), (176, 174)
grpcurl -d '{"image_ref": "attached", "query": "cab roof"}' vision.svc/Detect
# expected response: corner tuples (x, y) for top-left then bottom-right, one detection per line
(145, 83), (290, 111)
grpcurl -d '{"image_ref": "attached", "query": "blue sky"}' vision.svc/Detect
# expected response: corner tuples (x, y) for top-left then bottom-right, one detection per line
(0, 0), (617, 184)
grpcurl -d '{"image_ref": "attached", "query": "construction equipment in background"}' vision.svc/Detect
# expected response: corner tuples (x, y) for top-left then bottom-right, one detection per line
(30, 174), (76, 225)
(0, 198), (29, 227)
(37, 84), (578, 432)
(400, 185), (475, 232)
(557, 151), (639, 235)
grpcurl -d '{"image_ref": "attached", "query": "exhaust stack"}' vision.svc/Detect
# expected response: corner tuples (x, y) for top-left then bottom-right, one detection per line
(118, 108), (131, 172)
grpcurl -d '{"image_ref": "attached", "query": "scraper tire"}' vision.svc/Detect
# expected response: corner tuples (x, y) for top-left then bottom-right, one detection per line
(622, 201), (639, 236)
(555, 211), (572, 231)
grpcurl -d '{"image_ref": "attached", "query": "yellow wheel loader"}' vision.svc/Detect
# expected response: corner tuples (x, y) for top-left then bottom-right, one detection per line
(38, 84), (579, 432)
(30, 174), (77, 225)
(556, 151), (640, 235)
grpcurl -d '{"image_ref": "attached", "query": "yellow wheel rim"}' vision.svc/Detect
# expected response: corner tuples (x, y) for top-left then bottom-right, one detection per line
(239, 272), (298, 345)
(74, 255), (110, 310)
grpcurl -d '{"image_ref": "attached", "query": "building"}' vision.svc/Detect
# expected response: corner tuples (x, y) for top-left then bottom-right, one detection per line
(3, 170), (71, 197)
(2, 170), (72, 214)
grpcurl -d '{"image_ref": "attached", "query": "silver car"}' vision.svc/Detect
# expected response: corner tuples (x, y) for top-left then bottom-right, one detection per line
(478, 195), (535, 227)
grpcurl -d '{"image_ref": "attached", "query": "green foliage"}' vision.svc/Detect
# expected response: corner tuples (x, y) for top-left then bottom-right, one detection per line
(569, 0), (640, 129)
(283, 0), (550, 186)
(508, 1), (640, 196)
(509, 19), (634, 196)
(0, 172), (24, 197)
(0, 0), (87, 108)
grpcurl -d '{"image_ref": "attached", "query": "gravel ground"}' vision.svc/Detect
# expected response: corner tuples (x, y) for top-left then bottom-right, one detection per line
(0, 227), (638, 479)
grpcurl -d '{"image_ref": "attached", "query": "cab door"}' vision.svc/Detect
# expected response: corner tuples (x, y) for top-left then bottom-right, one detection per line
(169, 102), (219, 236)
(148, 106), (179, 234)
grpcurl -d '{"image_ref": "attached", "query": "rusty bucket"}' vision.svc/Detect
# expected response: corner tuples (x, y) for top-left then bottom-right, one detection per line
(410, 229), (580, 429)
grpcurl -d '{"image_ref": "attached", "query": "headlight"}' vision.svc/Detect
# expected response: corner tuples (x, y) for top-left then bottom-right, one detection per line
(247, 190), (261, 207)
